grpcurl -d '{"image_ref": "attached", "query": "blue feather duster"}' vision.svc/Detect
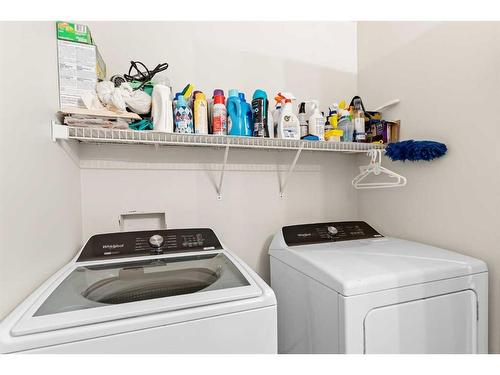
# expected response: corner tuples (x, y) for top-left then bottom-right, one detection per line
(385, 140), (447, 161)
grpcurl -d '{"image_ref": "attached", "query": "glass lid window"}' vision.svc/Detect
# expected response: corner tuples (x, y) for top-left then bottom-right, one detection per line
(34, 253), (249, 317)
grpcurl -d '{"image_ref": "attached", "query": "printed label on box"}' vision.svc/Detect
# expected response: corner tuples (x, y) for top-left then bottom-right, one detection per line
(57, 40), (97, 109)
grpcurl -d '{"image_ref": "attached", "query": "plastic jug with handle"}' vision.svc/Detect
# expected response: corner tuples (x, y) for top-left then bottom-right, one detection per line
(227, 89), (245, 136)
(239, 92), (253, 137)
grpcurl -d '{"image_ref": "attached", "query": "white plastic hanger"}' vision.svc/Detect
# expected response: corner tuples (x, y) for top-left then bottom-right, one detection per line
(352, 149), (407, 189)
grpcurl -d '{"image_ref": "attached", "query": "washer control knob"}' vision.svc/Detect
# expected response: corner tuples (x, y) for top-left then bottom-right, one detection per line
(327, 226), (338, 236)
(149, 235), (164, 248)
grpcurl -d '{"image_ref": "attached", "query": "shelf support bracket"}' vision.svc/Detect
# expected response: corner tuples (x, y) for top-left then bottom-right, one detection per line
(279, 144), (304, 198)
(216, 141), (231, 200)
(51, 120), (69, 142)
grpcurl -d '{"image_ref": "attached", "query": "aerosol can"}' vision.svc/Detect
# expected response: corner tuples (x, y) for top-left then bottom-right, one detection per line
(276, 92), (300, 140)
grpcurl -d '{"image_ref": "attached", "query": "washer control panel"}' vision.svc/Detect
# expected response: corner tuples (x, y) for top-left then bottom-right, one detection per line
(77, 228), (222, 261)
(282, 221), (382, 247)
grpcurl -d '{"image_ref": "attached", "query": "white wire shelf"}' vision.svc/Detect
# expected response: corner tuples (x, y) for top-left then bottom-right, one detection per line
(52, 124), (386, 153)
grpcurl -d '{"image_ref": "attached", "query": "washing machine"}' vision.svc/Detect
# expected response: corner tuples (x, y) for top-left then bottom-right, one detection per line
(269, 221), (488, 354)
(0, 228), (277, 353)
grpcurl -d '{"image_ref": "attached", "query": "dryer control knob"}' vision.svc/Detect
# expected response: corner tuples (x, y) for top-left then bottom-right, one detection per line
(327, 226), (338, 235)
(149, 235), (164, 248)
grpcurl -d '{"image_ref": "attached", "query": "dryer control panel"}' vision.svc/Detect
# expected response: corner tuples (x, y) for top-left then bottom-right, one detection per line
(77, 228), (222, 262)
(282, 221), (382, 247)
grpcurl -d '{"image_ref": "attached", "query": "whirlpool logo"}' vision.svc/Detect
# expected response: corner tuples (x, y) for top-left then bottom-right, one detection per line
(102, 243), (125, 249)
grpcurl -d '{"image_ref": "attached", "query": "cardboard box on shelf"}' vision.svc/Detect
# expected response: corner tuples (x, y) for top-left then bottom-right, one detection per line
(56, 21), (107, 109)
(56, 21), (92, 44)
(387, 120), (401, 143)
(57, 39), (98, 109)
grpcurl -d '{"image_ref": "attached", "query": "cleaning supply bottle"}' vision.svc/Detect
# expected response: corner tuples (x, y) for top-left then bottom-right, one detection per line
(353, 98), (366, 142)
(277, 93), (300, 139)
(298, 102), (308, 138)
(174, 95), (194, 133)
(173, 92), (182, 112)
(212, 90), (227, 135)
(151, 84), (174, 132)
(307, 100), (325, 141)
(267, 106), (274, 138)
(272, 94), (284, 138)
(252, 89), (269, 137)
(191, 90), (201, 112)
(227, 89), (246, 136)
(193, 92), (208, 134)
(239, 92), (253, 136)
(338, 109), (353, 142)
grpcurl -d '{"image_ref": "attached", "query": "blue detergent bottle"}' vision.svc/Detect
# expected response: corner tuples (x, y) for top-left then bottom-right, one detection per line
(227, 89), (245, 136)
(239, 92), (253, 136)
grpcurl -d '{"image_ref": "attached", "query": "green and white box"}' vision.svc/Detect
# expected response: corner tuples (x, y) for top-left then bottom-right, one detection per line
(57, 40), (97, 109)
(56, 21), (92, 44)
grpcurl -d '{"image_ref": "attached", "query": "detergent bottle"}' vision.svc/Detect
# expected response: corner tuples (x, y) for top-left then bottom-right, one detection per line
(174, 95), (194, 133)
(227, 89), (245, 136)
(252, 89), (269, 137)
(277, 93), (300, 140)
(212, 90), (227, 135)
(151, 84), (174, 132)
(239, 92), (253, 136)
(307, 100), (325, 141)
(193, 92), (208, 134)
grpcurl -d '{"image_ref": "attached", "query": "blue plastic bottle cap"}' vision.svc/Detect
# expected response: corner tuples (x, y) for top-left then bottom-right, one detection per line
(228, 89), (239, 98)
(239, 92), (246, 102)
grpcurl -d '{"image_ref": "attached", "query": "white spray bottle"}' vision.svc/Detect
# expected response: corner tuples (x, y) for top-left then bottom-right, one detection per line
(306, 100), (325, 141)
(277, 92), (300, 140)
(272, 93), (285, 139)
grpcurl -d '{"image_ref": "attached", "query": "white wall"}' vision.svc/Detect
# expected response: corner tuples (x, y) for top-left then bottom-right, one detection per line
(0, 22), (82, 319)
(357, 21), (500, 353)
(79, 22), (360, 281)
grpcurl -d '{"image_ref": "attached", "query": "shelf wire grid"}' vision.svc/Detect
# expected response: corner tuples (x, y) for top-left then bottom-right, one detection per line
(66, 126), (386, 153)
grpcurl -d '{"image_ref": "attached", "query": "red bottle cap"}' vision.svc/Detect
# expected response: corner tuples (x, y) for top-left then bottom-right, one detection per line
(214, 95), (225, 105)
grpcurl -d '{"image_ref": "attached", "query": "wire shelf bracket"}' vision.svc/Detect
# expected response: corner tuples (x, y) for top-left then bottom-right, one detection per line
(51, 121), (69, 142)
(279, 144), (304, 198)
(216, 141), (231, 200)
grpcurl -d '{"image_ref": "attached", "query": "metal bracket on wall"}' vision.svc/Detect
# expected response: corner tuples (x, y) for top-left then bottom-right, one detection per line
(216, 141), (231, 200)
(51, 120), (69, 142)
(279, 144), (304, 198)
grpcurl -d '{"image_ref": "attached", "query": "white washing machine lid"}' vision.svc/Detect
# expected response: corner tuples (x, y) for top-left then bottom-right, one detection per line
(269, 222), (487, 296)
(10, 250), (262, 336)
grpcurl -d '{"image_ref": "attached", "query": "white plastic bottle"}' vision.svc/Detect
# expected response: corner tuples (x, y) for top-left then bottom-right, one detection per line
(151, 84), (174, 132)
(271, 101), (282, 139)
(277, 93), (300, 140)
(307, 100), (325, 141)
(268, 107), (274, 138)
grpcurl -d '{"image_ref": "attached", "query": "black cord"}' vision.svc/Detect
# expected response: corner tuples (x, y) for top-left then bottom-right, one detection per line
(123, 61), (169, 90)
